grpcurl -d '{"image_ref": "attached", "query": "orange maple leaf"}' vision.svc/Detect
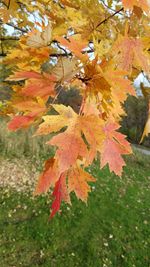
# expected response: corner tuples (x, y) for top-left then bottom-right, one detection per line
(8, 99), (47, 131)
(8, 115), (34, 131)
(34, 158), (61, 195)
(22, 77), (56, 98)
(68, 164), (96, 202)
(6, 71), (42, 81)
(122, 0), (150, 13)
(13, 99), (46, 116)
(56, 36), (88, 60)
(49, 131), (88, 173)
(37, 104), (104, 169)
(101, 121), (132, 176)
(7, 71), (56, 98)
(34, 156), (95, 217)
(113, 35), (150, 76)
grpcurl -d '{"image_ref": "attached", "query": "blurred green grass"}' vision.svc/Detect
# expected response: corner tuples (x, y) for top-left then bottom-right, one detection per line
(0, 118), (150, 267)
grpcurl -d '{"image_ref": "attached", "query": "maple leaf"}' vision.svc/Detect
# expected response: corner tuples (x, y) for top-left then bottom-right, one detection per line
(52, 57), (80, 82)
(8, 115), (35, 131)
(0, 7), (10, 23)
(0, 0), (19, 23)
(83, 59), (136, 118)
(140, 101), (150, 143)
(49, 162), (95, 218)
(22, 77), (56, 98)
(78, 114), (105, 165)
(5, 41), (51, 73)
(8, 99), (46, 131)
(50, 173), (71, 218)
(56, 36), (88, 60)
(68, 164), (96, 202)
(36, 104), (78, 136)
(12, 99), (46, 114)
(105, 70), (136, 100)
(122, 0), (150, 13)
(36, 158), (95, 218)
(60, 0), (79, 9)
(34, 158), (59, 195)
(35, 154), (96, 218)
(38, 105), (88, 172)
(37, 104), (105, 169)
(7, 71), (56, 98)
(100, 121), (132, 176)
(7, 71), (42, 81)
(113, 35), (150, 76)
(36, 105), (88, 172)
(49, 131), (88, 173)
(84, 58), (111, 96)
(26, 23), (52, 48)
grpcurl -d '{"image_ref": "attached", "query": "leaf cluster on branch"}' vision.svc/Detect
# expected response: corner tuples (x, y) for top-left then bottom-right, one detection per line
(0, 0), (150, 218)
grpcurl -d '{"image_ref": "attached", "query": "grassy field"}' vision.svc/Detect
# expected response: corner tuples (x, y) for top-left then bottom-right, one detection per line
(0, 119), (150, 267)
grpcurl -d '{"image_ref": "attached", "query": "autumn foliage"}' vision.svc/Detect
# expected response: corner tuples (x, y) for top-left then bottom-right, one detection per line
(0, 0), (150, 218)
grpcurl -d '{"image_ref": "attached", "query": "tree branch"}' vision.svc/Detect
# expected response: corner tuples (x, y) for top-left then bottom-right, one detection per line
(50, 52), (72, 58)
(0, 40), (4, 56)
(7, 0), (11, 9)
(0, 37), (19, 41)
(96, 7), (124, 29)
(1, 1), (8, 8)
(50, 48), (94, 58)
(0, 19), (28, 33)
(0, 53), (7, 57)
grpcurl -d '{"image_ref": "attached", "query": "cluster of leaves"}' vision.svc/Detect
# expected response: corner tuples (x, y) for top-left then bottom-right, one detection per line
(0, 0), (150, 217)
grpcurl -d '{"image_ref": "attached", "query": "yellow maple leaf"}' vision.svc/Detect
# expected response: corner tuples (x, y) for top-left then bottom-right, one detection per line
(68, 163), (96, 202)
(140, 101), (150, 142)
(52, 58), (80, 82)
(26, 23), (52, 48)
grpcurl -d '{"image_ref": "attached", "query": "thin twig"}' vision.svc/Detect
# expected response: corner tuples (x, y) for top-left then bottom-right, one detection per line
(96, 7), (124, 29)
(57, 42), (68, 55)
(0, 19), (28, 33)
(7, 0), (11, 9)
(0, 37), (19, 41)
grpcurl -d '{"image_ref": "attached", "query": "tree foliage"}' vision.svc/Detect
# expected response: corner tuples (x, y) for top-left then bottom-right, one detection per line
(0, 0), (150, 217)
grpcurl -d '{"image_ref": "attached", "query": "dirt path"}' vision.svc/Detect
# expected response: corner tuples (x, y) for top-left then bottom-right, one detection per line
(132, 144), (150, 156)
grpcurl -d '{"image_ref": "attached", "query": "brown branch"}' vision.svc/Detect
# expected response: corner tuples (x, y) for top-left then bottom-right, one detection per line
(0, 52), (7, 56)
(57, 42), (68, 55)
(77, 76), (91, 84)
(1, 1), (8, 8)
(6, 22), (28, 33)
(7, 0), (11, 9)
(0, 37), (19, 41)
(0, 40), (4, 56)
(96, 7), (124, 29)
(0, 19), (28, 33)
(0, 40), (6, 56)
(50, 45), (94, 57)
(50, 52), (72, 57)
